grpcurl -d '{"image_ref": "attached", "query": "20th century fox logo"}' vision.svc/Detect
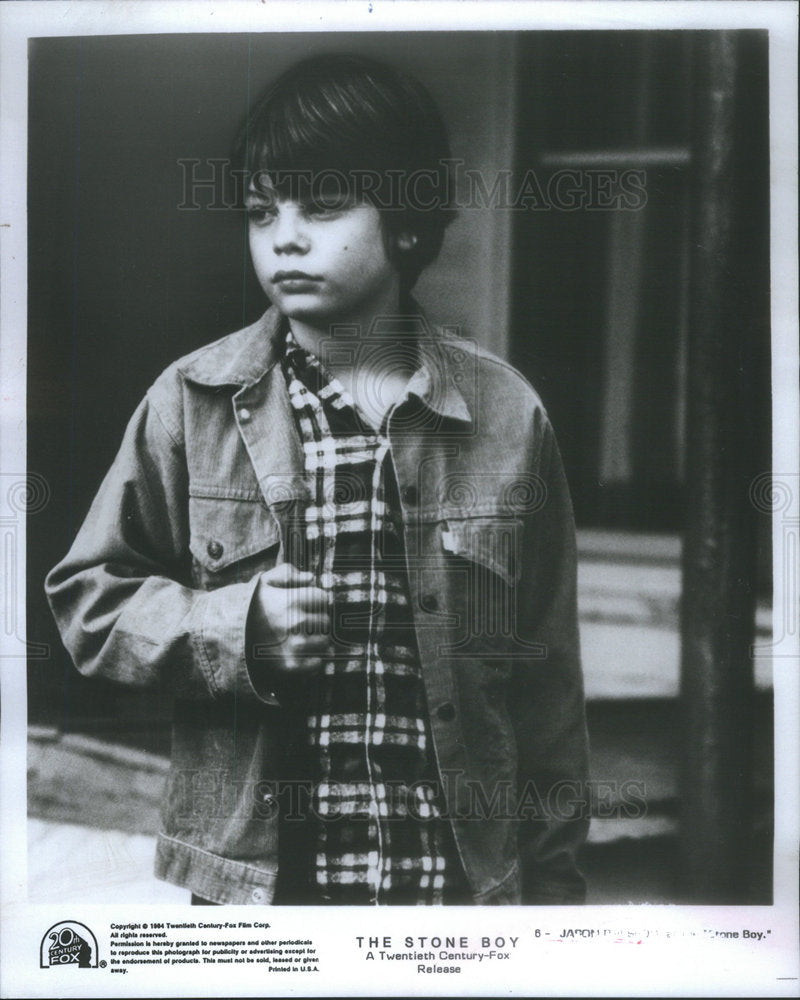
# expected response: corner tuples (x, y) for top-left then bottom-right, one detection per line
(40, 922), (100, 968)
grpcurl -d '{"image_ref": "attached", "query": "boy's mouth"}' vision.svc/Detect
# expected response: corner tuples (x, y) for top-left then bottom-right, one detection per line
(272, 270), (323, 284)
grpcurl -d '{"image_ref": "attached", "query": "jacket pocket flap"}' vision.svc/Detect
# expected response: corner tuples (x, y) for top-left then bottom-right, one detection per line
(441, 516), (520, 586)
(189, 496), (281, 571)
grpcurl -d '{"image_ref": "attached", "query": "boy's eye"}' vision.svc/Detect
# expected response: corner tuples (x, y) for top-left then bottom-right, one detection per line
(246, 204), (277, 225)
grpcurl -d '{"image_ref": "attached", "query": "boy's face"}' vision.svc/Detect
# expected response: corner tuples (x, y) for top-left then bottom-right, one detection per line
(246, 184), (399, 328)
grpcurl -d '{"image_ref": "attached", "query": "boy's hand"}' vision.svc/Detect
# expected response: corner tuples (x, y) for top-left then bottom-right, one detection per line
(253, 562), (331, 674)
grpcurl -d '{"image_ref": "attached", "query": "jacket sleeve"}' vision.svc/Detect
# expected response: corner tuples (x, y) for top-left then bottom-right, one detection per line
(45, 387), (276, 703)
(510, 416), (591, 904)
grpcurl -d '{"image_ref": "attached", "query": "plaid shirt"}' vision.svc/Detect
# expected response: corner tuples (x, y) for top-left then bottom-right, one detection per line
(281, 329), (460, 905)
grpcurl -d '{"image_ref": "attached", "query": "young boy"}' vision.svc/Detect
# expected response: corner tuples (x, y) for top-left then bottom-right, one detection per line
(46, 53), (589, 906)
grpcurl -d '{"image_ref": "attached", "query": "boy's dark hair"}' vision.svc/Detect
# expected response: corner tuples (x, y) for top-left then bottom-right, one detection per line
(232, 52), (456, 289)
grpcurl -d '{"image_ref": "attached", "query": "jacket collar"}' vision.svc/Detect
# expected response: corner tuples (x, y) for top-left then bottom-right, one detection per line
(178, 308), (283, 388)
(178, 304), (472, 424)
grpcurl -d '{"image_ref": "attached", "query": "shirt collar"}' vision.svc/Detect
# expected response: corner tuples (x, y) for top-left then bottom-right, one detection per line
(179, 303), (473, 425)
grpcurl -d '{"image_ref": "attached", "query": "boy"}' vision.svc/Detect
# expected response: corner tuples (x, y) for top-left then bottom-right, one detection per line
(46, 53), (589, 905)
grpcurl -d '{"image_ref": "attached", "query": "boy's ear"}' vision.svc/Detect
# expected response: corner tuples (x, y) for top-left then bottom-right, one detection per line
(397, 232), (419, 252)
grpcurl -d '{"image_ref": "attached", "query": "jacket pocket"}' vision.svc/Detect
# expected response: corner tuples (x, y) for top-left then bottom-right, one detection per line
(189, 495), (281, 589)
(441, 514), (548, 661)
(440, 515), (520, 587)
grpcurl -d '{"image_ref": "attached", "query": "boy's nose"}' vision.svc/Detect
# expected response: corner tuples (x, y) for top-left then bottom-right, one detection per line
(272, 209), (310, 254)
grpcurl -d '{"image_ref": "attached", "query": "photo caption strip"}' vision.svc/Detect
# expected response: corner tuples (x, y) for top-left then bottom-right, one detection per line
(106, 921), (319, 977)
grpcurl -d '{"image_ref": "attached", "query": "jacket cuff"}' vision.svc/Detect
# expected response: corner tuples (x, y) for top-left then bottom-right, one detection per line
(192, 575), (279, 705)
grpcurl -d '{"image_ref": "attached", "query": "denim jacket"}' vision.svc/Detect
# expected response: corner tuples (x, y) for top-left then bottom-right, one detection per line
(46, 306), (590, 905)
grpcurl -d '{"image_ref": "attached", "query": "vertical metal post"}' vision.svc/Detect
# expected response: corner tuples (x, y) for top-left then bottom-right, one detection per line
(680, 31), (759, 903)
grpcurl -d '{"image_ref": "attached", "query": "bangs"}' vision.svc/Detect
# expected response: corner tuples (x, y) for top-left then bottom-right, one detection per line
(234, 54), (448, 205)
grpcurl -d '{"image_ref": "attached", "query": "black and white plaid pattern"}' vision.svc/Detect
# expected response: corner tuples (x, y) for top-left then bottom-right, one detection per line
(281, 329), (454, 905)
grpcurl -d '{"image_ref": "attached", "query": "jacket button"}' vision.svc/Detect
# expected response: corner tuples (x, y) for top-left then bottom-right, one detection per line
(436, 702), (456, 722)
(262, 792), (275, 805)
(401, 484), (418, 506)
(250, 887), (267, 903)
(239, 407), (252, 423)
(207, 540), (224, 560)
